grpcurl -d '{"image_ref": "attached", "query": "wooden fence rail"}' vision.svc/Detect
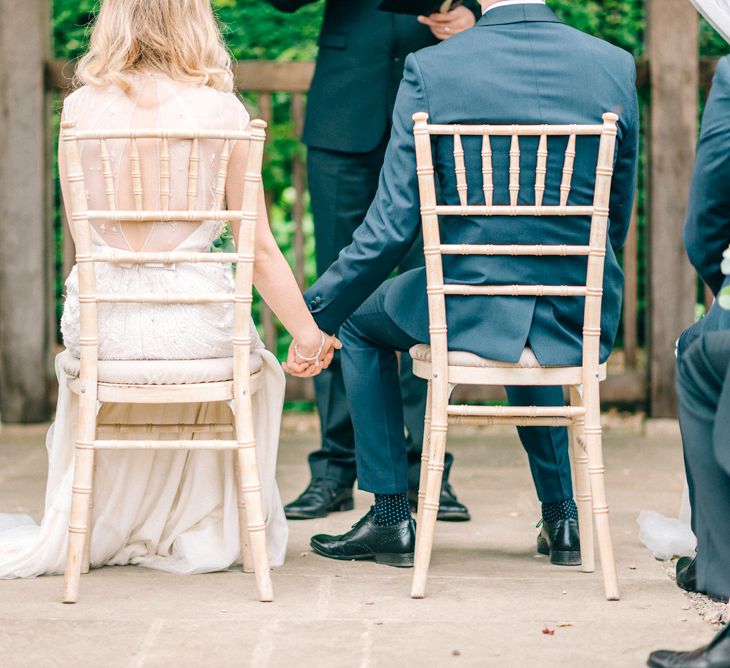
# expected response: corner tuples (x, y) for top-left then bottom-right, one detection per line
(40, 55), (719, 409)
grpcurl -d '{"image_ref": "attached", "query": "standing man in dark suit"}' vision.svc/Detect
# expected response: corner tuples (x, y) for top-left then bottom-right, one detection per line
(666, 54), (730, 607)
(266, 0), (476, 521)
(295, 0), (638, 568)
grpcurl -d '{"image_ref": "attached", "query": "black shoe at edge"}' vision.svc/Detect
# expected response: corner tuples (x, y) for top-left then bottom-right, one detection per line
(284, 478), (354, 520)
(676, 556), (699, 593)
(536, 517), (582, 566)
(676, 556), (728, 602)
(648, 624), (730, 668)
(310, 509), (416, 568)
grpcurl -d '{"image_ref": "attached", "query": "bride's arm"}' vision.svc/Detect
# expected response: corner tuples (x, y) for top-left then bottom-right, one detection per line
(226, 129), (338, 370)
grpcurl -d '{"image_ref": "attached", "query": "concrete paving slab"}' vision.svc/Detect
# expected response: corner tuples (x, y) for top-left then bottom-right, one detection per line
(0, 419), (718, 667)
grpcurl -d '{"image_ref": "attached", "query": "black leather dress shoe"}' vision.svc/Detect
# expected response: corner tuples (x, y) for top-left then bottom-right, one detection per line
(648, 624), (730, 667)
(676, 556), (698, 593)
(676, 556), (728, 602)
(284, 479), (354, 520)
(407, 481), (471, 522)
(536, 518), (581, 566)
(310, 510), (416, 568)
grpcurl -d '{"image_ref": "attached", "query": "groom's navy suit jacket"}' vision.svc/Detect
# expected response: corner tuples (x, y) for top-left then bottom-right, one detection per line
(681, 55), (730, 349)
(305, 4), (639, 366)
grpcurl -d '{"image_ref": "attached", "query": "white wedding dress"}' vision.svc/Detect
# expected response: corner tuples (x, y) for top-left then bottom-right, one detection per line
(0, 72), (288, 577)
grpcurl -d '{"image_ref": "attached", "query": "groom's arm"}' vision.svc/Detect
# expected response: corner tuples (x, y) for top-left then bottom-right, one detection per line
(304, 54), (429, 333)
(607, 54), (639, 252)
(684, 56), (730, 295)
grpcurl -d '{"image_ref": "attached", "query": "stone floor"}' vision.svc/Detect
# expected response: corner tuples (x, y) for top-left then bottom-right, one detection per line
(0, 417), (718, 667)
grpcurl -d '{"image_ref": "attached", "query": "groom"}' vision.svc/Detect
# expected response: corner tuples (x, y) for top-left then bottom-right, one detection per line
(294, 0), (638, 567)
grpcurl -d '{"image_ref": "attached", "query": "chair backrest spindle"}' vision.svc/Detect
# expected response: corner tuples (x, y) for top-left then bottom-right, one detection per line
(129, 137), (143, 210)
(453, 129), (468, 208)
(187, 136), (199, 209)
(99, 138), (116, 211)
(559, 128), (577, 210)
(160, 136), (170, 211)
(480, 130), (494, 207)
(509, 128), (520, 210)
(535, 130), (548, 207)
(214, 138), (231, 210)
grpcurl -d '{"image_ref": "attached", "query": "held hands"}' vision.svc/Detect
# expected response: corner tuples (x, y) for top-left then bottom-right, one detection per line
(283, 331), (342, 378)
(417, 5), (476, 41)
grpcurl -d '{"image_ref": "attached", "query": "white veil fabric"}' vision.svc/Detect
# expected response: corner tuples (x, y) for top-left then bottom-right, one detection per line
(690, 0), (730, 43)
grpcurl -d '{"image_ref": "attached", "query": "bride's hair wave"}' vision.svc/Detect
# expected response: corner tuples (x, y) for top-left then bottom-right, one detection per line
(75, 0), (234, 92)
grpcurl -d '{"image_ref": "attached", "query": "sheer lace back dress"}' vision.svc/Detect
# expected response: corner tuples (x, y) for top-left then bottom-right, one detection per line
(61, 70), (253, 360)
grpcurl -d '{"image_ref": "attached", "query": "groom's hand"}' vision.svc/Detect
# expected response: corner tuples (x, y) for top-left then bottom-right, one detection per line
(418, 5), (475, 41)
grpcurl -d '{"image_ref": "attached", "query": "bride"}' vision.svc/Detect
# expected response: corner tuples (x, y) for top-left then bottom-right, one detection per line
(0, 0), (336, 578)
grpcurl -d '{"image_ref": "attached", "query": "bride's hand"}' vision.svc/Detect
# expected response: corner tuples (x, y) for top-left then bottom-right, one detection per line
(283, 331), (342, 378)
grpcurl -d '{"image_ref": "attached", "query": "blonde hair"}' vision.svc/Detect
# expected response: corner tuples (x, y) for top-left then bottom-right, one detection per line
(75, 0), (234, 92)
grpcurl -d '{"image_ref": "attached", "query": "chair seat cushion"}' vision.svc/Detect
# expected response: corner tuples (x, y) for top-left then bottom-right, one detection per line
(59, 349), (262, 385)
(410, 344), (545, 369)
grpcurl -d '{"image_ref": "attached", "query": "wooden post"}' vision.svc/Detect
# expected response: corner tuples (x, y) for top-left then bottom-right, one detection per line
(622, 200), (639, 370)
(0, 0), (52, 422)
(647, 0), (698, 417)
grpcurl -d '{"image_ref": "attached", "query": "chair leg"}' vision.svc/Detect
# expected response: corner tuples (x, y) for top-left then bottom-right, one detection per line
(63, 397), (96, 604)
(569, 386), (594, 574)
(235, 450), (254, 574)
(415, 382), (433, 551)
(235, 409), (273, 602)
(411, 419), (448, 599)
(81, 453), (96, 575)
(583, 381), (619, 600)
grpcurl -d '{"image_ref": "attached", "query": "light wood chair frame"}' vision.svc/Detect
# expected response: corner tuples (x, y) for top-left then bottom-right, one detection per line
(410, 112), (620, 601)
(60, 120), (273, 603)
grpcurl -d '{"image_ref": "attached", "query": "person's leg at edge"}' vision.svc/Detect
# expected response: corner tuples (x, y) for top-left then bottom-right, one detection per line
(677, 332), (730, 601)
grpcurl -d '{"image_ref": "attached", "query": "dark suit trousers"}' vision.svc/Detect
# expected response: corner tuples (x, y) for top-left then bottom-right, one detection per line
(306, 138), (431, 487)
(339, 278), (574, 501)
(677, 328), (730, 600)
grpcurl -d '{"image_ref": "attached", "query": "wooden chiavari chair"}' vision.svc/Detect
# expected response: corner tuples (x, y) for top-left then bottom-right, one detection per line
(60, 120), (273, 603)
(410, 112), (620, 601)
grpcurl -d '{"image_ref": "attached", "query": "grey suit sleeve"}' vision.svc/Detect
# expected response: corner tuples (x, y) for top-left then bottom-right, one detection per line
(607, 55), (639, 252)
(684, 56), (730, 295)
(265, 0), (318, 13)
(304, 54), (429, 333)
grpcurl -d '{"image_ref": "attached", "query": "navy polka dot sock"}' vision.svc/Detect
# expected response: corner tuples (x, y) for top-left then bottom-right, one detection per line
(372, 493), (411, 526)
(542, 498), (579, 524)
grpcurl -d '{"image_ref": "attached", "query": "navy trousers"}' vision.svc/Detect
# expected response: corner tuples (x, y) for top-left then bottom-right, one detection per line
(677, 325), (730, 600)
(339, 278), (574, 500)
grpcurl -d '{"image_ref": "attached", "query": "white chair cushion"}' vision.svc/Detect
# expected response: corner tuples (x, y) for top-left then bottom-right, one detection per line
(59, 349), (262, 385)
(410, 344), (544, 369)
